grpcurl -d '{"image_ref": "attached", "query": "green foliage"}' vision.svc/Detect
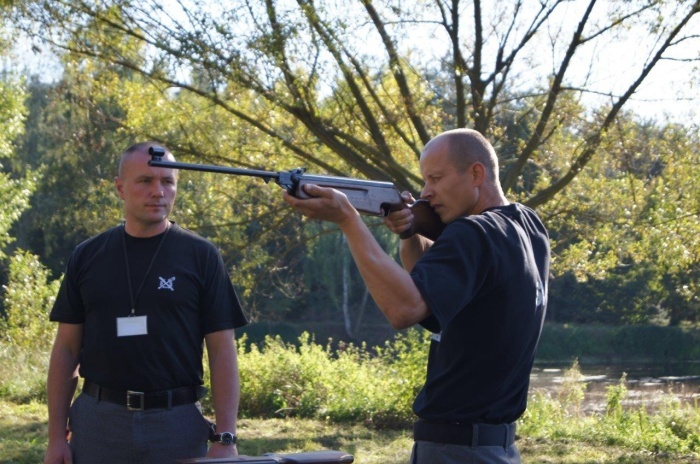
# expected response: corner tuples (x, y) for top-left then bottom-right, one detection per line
(605, 373), (628, 420)
(4, 0), (700, 326)
(0, 79), (26, 157)
(0, 249), (58, 404)
(0, 250), (60, 351)
(544, 121), (700, 325)
(558, 359), (587, 416)
(536, 324), (700, 362)
(298, 219), (399, 330)
(0, 170), (35, 258)
(0, 343), (50, 403)
(12, 71), (126, 274)
(0, 78), (35, 259)
(520, 362), (700, 458)
(236, 329), (428, 428)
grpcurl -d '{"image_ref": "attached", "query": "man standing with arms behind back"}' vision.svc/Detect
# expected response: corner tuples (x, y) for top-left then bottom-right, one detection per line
(44, 142), (248, 464)
(284, 128), (550, 463)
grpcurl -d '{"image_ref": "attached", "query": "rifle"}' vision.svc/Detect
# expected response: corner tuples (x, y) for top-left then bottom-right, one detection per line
(176, 450), (354, 463)
(148, 147), (445, 240)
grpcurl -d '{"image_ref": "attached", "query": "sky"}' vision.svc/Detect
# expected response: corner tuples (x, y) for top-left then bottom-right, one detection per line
(5, 1), (699, 127)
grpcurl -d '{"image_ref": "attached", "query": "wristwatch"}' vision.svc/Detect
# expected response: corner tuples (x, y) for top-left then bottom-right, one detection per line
(211, 431), (237, 446)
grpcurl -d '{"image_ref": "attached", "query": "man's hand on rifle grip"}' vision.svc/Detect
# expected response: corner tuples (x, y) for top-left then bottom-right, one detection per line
(384, 191), (417, 237)
(387, 192), (446, 241)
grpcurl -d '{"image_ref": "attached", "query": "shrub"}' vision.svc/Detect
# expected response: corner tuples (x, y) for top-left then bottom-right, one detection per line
(0, 250), (60, 402)
(521, 361), (700, 458)
(0, 250), (60, 351)
(236, 329), (429, 428)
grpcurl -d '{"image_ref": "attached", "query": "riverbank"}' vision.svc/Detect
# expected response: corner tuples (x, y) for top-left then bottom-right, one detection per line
(530, 363), (700, 415)
(536, 323), (700, 364)
(239, 322), (700, 365)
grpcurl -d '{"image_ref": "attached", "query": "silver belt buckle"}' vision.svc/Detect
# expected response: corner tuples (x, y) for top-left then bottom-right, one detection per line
(126, 390), (145, 411)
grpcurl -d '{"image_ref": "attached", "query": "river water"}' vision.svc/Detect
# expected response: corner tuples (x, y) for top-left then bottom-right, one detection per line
(529, 361), (700, 413)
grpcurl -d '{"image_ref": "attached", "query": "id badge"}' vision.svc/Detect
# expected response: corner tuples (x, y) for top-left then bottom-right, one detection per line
(117, 315), (148, 337)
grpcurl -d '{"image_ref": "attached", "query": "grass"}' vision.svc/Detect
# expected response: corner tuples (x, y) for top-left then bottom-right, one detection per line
(3, 399), (699, 464)
(2, 330), (700, 463)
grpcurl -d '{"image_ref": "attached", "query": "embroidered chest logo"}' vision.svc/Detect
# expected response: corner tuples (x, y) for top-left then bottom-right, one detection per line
(158, 276), (176, 291)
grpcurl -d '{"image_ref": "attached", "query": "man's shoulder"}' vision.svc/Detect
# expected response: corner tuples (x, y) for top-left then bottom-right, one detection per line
(168, 223), (220, 250)
(475, 203), (544, 229)
(445, 203), (546, 237)
(73, 224), (122, 253)
(63, 225), (123, 270)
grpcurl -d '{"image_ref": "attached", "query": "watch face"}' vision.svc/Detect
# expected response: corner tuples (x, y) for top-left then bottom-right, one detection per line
(220, 432), (236, 445)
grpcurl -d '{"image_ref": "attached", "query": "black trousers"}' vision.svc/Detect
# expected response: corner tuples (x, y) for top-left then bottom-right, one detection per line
(69, 392), (210, 464)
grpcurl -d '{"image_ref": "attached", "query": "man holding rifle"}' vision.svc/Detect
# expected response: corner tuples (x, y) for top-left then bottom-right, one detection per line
(284, 128), (550, 464)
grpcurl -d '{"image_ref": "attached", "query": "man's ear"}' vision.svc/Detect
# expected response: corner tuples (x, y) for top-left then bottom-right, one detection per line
(115, 176), (125, 200)
(471, 162), (486, 186)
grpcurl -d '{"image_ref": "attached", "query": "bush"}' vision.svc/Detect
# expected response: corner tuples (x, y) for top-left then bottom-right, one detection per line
(0, 250), (60, 402)
(0, 250), (60, 351)
(236, 329), (429, 428)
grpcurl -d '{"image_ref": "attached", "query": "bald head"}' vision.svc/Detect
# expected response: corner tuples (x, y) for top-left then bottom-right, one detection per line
(423, 129), (500, 187)
(118, 142), (176, 177)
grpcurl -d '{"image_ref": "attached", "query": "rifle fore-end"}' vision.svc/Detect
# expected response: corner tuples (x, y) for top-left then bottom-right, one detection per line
(294, 175), (401, 216)
(294, 176), (445, 241)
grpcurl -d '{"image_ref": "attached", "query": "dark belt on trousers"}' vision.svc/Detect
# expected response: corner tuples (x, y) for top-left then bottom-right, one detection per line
(82, 379), (206, 411)
(413, 419), (516, 447)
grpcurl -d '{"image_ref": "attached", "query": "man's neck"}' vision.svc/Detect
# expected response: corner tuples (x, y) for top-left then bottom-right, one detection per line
(124, 220), (170, 238)
(473, 189), (509, 215)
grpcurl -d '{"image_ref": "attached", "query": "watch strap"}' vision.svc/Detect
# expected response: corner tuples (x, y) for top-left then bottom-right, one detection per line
(210, 431), (237, 445)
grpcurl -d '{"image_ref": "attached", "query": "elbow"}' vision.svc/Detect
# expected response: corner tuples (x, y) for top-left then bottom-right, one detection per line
(383, 299), (429, 331)
(389, 318), (414, 331)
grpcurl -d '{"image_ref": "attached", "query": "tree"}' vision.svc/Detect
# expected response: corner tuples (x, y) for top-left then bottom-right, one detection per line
(0, 16), (47, 339)
(0, 78), (34, 261)
(8, 0), (700, 324)
(544, 116), (700, 325)
(13, 0), (698, 195)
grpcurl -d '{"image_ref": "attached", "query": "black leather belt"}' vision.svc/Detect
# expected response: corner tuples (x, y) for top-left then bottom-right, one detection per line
(413, 419), (516, 447)
(82, 379), (206, 411)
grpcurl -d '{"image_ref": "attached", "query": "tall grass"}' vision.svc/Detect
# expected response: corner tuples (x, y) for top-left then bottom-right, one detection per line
(520, 361), (700, 457)
(0, 343), (49, 403)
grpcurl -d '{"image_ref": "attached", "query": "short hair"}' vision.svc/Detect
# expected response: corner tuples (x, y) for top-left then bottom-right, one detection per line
(118, 142), (173, 176)
(443, 129), (499, 181)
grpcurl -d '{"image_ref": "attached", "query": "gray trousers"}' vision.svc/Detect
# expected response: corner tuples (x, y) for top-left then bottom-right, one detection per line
(410, 441), (522, 464)
(68, 392), (211, 464)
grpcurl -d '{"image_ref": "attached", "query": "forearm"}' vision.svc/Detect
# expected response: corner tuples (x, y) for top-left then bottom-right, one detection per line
(210, 361), (239, 433)
(282, 185), (430, 328)
(204, 330), (240, 458)
(46, 345), (80, 444)
(399, 235), (433, 271)
(206, 331), (240, 433)
(340, 214), (429, 329)
(46, 324), (82, 444)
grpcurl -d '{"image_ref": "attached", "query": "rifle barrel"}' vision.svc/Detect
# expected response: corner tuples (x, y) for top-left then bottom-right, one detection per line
(148, 159), (280, 182)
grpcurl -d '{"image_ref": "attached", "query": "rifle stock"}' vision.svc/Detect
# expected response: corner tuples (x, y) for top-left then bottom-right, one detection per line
(148, 148), (445, 240)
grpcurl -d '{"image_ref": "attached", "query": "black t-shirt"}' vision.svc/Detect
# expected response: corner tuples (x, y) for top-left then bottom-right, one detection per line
(410, 203), (550, 424)
(50, 222), (248, 392)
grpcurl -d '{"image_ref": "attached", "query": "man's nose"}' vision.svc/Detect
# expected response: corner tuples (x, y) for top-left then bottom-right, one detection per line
(151, 182), (165, 197)
(420, 185), (432, 199)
